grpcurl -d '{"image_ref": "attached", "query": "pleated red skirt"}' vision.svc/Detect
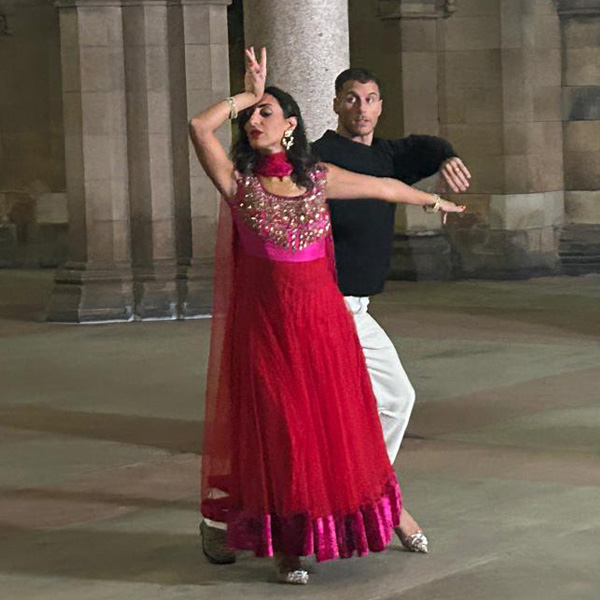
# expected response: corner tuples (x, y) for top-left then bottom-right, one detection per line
(202, 251), (401, 562)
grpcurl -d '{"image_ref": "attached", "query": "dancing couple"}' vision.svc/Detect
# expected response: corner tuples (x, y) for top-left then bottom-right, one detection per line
(190, 47), (468, 585)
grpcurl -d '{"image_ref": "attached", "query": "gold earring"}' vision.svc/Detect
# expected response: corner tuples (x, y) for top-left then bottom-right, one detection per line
(282, 129), (294, 150)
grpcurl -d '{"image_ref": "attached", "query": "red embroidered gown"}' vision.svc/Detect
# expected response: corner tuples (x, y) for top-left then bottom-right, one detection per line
(201, 166), (401, 561)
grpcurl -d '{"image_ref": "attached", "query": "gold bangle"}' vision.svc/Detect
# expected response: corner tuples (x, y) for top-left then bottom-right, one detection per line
(226, 96), (238, 120)
(424, 193), (442, 214)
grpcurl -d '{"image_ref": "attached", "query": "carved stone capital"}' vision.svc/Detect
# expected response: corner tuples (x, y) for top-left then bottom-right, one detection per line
(378, 0), (457, 20)
(555, 0), (600, 16)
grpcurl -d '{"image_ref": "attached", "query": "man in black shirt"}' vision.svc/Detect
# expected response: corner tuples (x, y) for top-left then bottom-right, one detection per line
(312, 68), (471, 553)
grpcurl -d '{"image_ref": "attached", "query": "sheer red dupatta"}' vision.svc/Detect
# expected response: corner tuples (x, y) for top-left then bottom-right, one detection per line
(200, 196), (237, 523)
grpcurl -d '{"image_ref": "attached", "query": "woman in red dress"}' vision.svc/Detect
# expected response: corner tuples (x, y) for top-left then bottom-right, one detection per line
(190, 47), (465, 585)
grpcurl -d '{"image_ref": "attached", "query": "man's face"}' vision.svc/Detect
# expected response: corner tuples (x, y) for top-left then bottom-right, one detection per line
(334, 80), (382, 137)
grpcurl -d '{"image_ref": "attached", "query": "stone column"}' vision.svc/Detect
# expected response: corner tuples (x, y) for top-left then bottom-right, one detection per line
(440, 0), (564, 278)
(557, 0), (600, 274)
(121, 0), (180, 319)
(243, 0), (350, 141)
(178, 0), (231, 317)
(49, 0), (230, 320)
(48, 0), (134, 322)
(376, 0), (458, 280)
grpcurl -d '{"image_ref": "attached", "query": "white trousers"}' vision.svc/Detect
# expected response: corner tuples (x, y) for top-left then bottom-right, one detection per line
(344, 296), (415, 465)
(204, 296), (415, 530)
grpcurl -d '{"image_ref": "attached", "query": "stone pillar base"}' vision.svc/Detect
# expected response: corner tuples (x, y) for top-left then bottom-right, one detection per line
(450, 228), (561, 280)
(133, 262), (179, 320)
(178, 258), (214, 318)
(46, 263), (134, 323)
(560, 225), (600, 275)
(389, 233), (453, 281)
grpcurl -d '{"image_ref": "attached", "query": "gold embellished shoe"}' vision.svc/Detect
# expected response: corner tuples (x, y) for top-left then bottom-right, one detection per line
(275, 554), (309, 585)
(396, 528), (429, 554)
(276, 568), (309, 585)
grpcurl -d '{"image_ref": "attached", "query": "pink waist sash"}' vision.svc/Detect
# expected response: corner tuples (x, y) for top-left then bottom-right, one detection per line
(234, 215), (327, 262)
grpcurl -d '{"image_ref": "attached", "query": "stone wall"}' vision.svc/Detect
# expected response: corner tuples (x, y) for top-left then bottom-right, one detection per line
(348, 0), (405, 137)
(0, 0), (67, 267)
(558, 0), (600, 273)
(2, 0), (600, 314)
(45, 0), (232, 322)
(348, 0), (575, 280)
(441, 0), (565, 278)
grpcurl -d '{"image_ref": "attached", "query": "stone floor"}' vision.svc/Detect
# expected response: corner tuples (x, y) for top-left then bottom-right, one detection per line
(1, 269), (599, 599)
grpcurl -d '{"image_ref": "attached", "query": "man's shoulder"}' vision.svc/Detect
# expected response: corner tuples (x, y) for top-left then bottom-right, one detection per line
(312, 130), (342, 152)
(312, 129), (337, 142)
(372, 136), (403, 153)
(312, 131), (393, 156)
(374, 134), (420, 151)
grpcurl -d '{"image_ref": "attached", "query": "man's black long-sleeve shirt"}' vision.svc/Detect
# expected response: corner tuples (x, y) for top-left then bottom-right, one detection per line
(311, 130), (456, 297)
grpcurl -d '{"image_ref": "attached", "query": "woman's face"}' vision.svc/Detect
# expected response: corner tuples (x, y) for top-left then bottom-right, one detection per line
(244, 93), (296, 153)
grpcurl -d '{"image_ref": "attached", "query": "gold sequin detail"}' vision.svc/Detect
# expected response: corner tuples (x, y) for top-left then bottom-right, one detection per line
(234, 171), (331, 252)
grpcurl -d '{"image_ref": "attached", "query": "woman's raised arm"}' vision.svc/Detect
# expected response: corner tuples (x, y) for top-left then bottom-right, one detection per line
(189, 47), (267, 198)
(324, 163), (466, 218)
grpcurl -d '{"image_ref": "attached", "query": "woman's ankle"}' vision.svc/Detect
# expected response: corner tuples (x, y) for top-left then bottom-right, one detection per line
(275, 553), (302, 570)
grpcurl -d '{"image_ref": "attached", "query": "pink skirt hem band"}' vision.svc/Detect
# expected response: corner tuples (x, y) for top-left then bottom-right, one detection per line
(210, 479), (402, 563)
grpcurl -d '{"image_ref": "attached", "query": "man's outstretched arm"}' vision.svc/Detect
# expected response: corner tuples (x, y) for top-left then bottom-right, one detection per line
(392, 134), (471, 192)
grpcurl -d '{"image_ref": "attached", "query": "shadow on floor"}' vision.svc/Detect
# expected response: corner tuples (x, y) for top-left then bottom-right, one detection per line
(0, 486), (195, 514)
(0, 404), (204, 454)
(0, 525), (403, 587)
(0, 526), (269, 586)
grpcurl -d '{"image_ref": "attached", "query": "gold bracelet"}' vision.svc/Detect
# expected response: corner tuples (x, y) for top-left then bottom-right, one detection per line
(226, 96), (238, 120)
(424, 193), (442, 214)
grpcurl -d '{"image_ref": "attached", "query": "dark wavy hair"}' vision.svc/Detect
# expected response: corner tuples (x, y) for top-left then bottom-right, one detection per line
(231, 86), (319, 190)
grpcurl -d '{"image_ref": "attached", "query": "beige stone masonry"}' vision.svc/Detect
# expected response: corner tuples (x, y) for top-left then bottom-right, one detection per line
(564, 191), (600, 224)
(179, 0), (231, 317)
(36, 193), (68, 225)
(121, 1), (181, 319)
(373, 1), (456, 235)
(489, 191), (565, 230)
(47, 0), (231, 320)
(559, 0), (600, 247)
(47, 1), (134, 321)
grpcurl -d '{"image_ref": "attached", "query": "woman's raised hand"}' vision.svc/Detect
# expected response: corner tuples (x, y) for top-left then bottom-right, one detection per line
(244, 46), (267, 102)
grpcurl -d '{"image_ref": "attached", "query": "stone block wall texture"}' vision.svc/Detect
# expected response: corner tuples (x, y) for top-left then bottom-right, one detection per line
(348, 0), (405, 138)
(347, 0), (600, 279)
(46, 0), (136, 322)
(0, 0), (66, 267)
(45, 0), (232, 321)
(557, 0), (600, 273)
(179, 0), (232, 317)
(437, 0), (566, 277)
(560, 8), (600, 198)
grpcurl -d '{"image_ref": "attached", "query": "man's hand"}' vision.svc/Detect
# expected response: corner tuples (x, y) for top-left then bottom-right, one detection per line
(440, 157), (471, 193)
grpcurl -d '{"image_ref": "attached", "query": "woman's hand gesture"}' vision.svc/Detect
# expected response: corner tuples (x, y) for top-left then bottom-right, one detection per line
(438, 198), (466, 225)
(244, 46), (267, 102)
